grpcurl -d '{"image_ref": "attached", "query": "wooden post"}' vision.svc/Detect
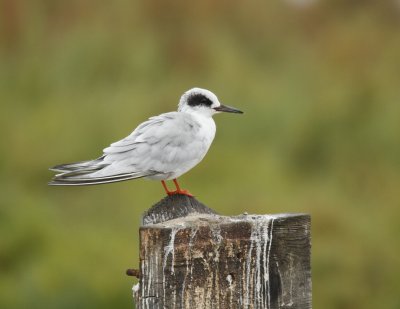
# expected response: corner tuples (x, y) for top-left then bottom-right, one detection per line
(133, 195), (311, 309)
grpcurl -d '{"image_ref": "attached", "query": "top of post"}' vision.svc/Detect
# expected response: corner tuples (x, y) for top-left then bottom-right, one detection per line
(141, 194), (218, 225)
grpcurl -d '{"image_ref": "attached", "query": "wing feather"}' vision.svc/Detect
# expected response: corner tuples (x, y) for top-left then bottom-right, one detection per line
(101, 112), (203, 174)
(49, 111), (210, 186)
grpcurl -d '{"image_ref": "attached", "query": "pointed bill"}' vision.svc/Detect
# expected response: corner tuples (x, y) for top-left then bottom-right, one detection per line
(213, 104), (243, 114)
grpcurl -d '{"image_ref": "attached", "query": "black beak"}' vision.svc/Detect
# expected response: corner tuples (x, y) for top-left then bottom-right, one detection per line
(214, 104), (243, 114)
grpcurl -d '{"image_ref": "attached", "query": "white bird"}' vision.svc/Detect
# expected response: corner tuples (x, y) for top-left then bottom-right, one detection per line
(49, 87), (243, 196)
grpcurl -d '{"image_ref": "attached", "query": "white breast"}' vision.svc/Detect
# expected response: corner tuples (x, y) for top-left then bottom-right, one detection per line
(148, 112), (216, 180)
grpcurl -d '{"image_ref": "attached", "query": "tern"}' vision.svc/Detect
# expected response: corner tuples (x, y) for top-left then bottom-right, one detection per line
(49, 87), (243, 196)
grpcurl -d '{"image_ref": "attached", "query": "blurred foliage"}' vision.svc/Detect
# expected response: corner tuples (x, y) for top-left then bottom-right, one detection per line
(1, 0), (400, 308)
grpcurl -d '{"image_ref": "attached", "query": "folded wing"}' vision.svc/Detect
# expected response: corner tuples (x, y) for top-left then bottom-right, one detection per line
(49, 112), (204, 185)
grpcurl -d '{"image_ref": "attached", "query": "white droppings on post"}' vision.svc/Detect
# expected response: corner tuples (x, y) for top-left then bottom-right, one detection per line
(165, 227), (178, 273)
(263, 222), (270, 308)
(242, 215), (276, 309)
(140, 250), (145, 299)
(244, 225), (254, 307)
(226, 273), (234, 307)
(146, 243), (152, 298)
(163, 226), (180, 304)
(155, 254), (159, 298)
(226, 274), (233, 287)
(266, 218), (275, 309)
(132, 283), (140, 301)
(255, 222), (263, 308)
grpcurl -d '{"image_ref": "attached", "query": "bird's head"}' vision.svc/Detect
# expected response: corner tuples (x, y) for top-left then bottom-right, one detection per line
(178, 88), (243, 117)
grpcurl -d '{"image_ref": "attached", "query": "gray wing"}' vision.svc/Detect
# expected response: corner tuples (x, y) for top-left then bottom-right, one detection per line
(49, 112), (203, 185)
(100, 112), (205, 174)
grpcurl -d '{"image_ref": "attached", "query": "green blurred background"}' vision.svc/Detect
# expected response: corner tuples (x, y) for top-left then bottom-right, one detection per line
(1, 0), (400, 308)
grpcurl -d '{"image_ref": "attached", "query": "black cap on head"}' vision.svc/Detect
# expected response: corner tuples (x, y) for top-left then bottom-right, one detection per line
(187, 93), (214, 107)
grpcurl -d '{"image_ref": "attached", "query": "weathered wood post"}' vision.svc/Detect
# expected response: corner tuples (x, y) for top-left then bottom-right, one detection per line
(131, 195), (311, 309)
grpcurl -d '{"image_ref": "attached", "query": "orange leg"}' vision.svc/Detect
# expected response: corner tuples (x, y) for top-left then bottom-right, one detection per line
(173, 179), (194, 197)
(160, 179), (194, 197)
(161, 180), (172, 195)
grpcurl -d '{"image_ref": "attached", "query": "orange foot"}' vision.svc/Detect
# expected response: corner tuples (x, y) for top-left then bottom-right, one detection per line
(167, 189), (194, 197)
(161, 179), (194, 197)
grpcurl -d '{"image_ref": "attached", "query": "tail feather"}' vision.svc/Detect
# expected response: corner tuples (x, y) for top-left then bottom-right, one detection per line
(49, 169), (159, 186)
(49, 155), (162, 186)
(49, 156), (105, 173)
